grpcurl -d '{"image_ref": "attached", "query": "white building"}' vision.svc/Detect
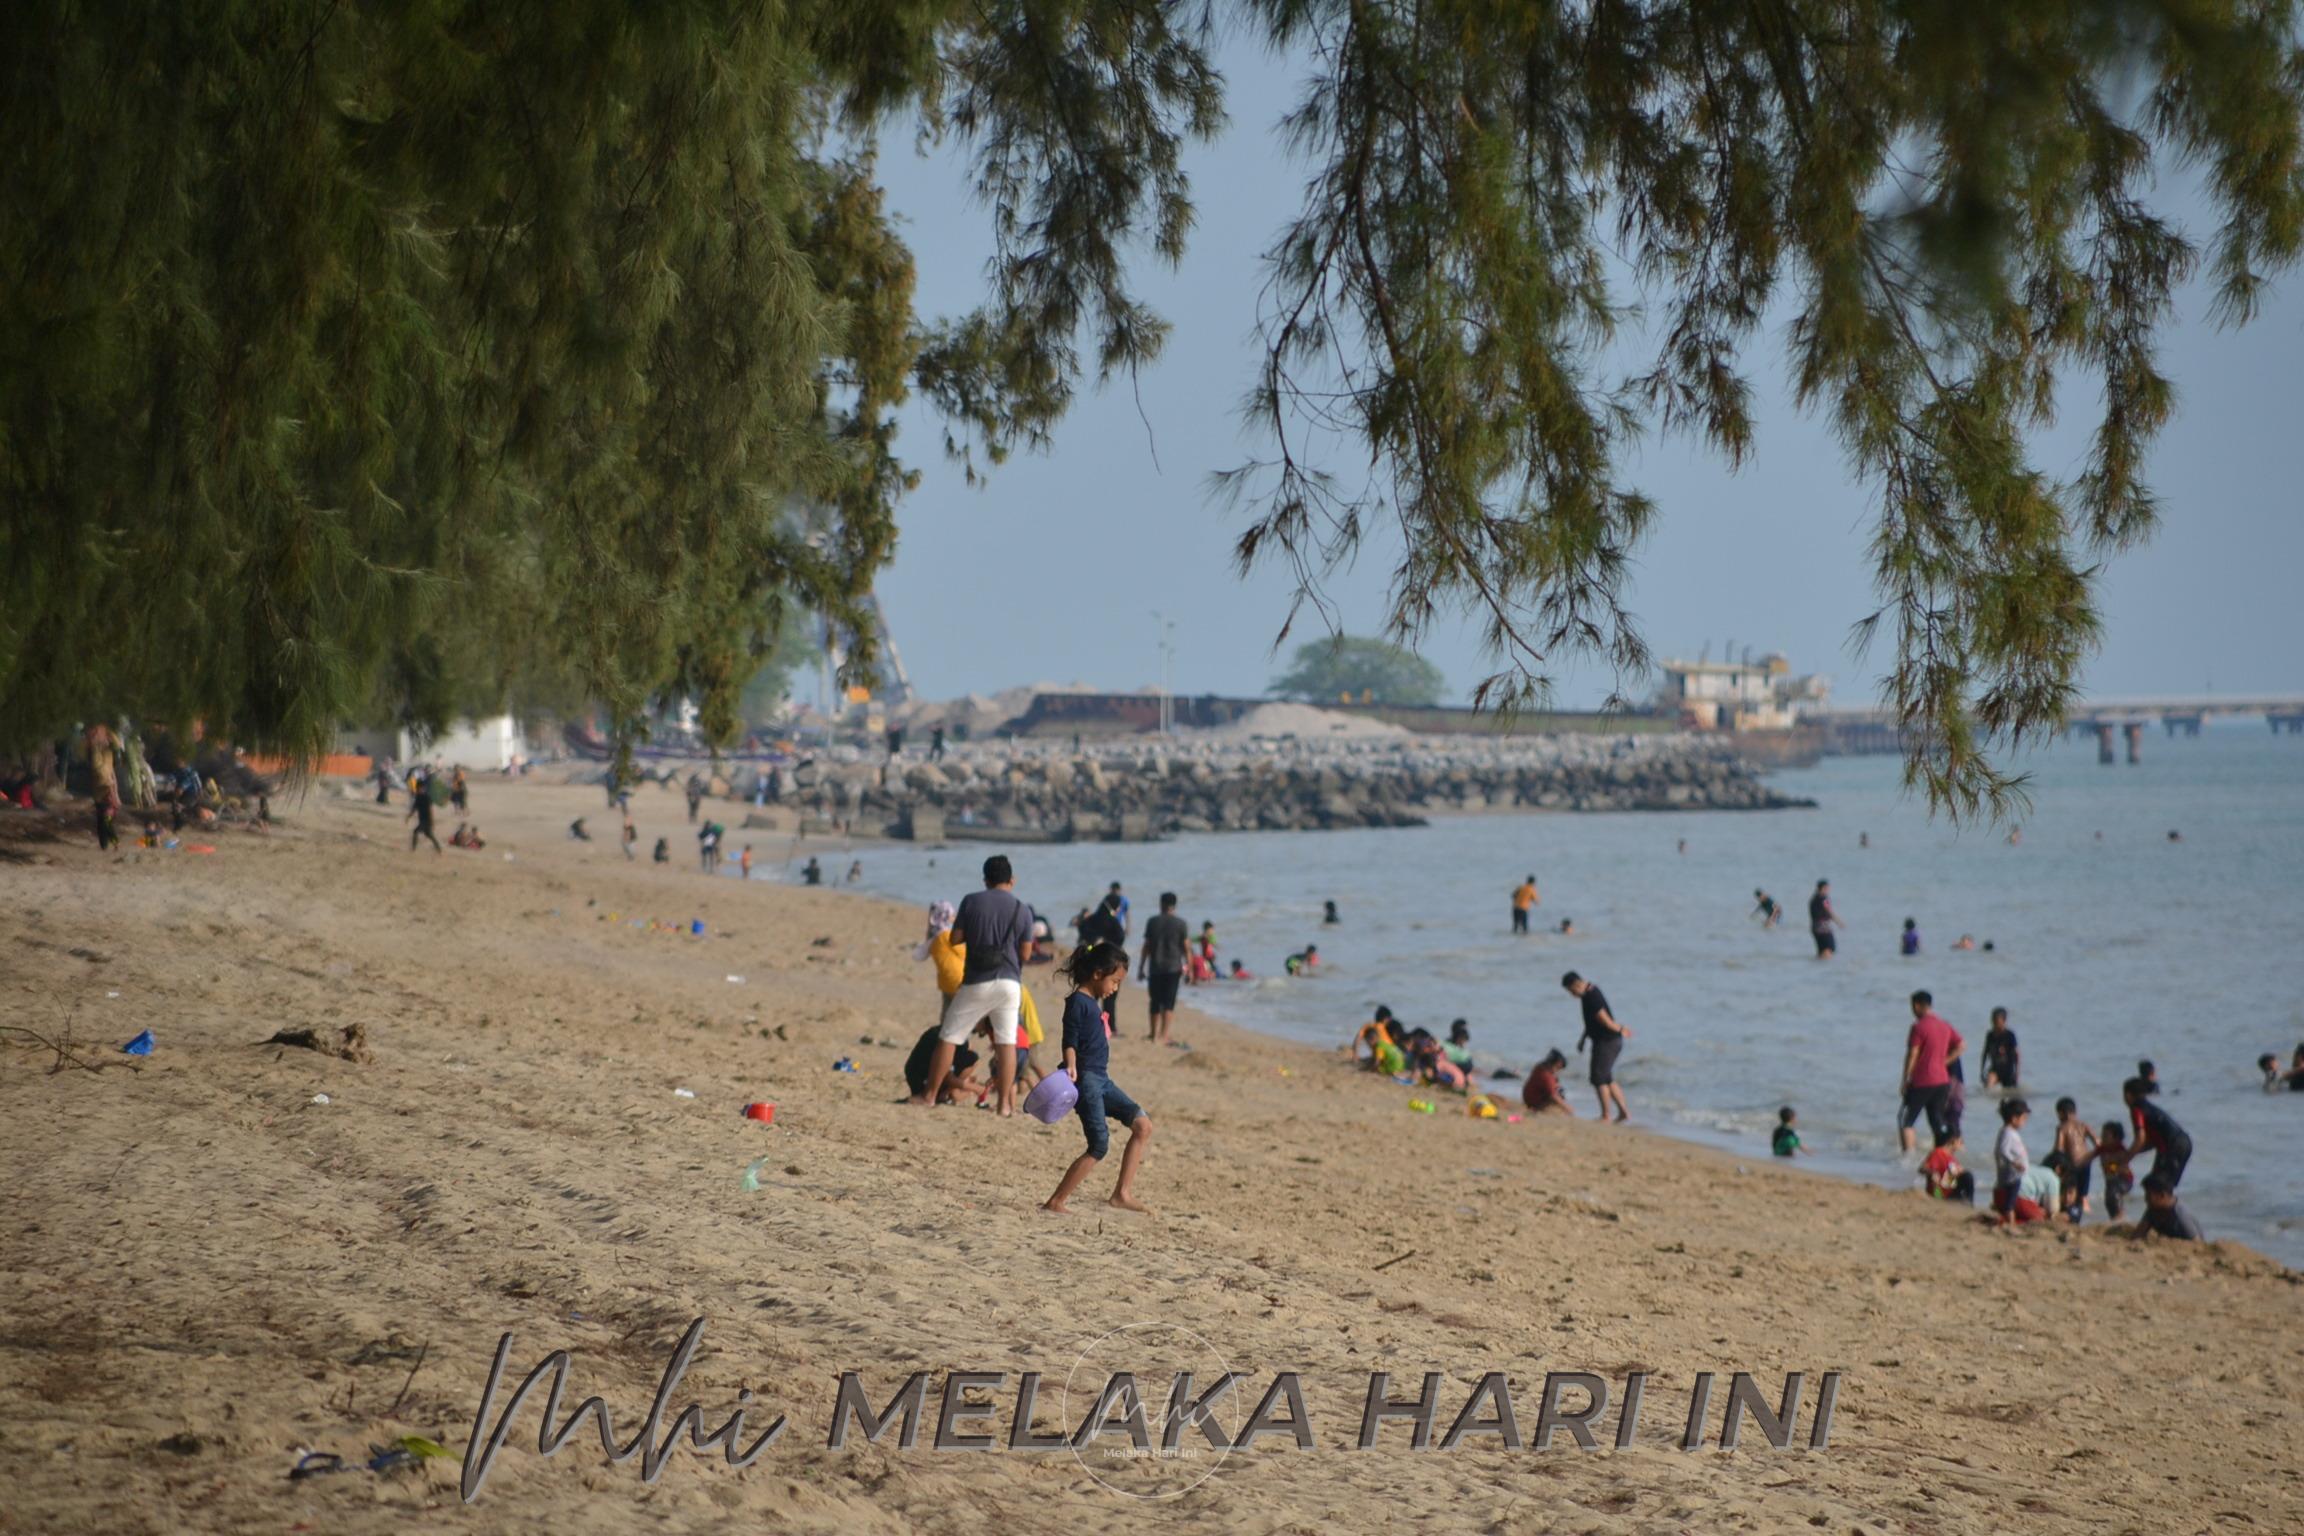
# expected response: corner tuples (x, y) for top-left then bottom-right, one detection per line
(1654, 655), (1830, 731)
(337, 714), (534, 771)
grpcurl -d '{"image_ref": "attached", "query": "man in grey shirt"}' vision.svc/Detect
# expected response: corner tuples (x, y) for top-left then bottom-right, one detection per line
(911, 854), (1034, 1115)
(1137, 891), (1189, 1046)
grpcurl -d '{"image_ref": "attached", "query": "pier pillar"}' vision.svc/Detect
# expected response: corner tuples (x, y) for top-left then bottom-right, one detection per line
(2096, 724), (2116, 765)
(2124, 722), (2143, 765)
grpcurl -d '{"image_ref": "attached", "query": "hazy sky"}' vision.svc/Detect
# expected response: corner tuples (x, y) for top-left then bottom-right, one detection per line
(869, 36), (2303, 710)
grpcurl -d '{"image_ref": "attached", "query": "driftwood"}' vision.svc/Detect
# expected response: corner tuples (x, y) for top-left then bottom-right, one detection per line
(0, 1022), (144, 1075)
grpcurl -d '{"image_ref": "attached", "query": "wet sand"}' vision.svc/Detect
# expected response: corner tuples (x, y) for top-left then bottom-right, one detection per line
(1, 779), (2297, 1533)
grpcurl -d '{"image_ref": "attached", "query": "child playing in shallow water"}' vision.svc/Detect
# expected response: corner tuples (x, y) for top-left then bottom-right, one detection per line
(1772, 1106), (1809, 1157)
(1044, 940), (1152, 1215)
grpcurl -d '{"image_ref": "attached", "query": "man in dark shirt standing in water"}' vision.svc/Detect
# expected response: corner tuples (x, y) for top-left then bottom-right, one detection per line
(1808, 879), (1841, 958)
(1138, 892), (1189, 1045)
(1563, 972), (1631, 1122)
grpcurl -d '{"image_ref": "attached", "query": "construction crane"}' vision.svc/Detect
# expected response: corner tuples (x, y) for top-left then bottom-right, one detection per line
(816, 590), (912, 712)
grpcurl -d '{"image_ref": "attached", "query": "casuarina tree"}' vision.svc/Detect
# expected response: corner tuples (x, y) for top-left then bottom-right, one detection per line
(3, 0), (2297, 817)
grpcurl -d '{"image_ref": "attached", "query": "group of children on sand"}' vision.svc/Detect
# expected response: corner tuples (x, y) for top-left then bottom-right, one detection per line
(1848, 1065), (2201, 1240)
(1346, 1009), (1482, 1091)
(908, 865), (1152, 1214)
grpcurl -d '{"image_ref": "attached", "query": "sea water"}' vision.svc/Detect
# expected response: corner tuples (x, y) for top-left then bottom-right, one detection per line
(837, 726), (2304, 1264)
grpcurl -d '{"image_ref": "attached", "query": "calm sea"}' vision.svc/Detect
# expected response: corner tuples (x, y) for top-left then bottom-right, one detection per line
(832, 725), (2304, 1264)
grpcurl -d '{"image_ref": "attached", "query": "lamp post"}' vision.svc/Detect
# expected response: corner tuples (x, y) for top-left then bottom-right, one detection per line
(1150, 611), (1177, 734)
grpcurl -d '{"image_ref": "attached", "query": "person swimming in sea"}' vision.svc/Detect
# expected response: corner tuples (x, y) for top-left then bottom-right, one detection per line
(1323, 900), (1340, 925)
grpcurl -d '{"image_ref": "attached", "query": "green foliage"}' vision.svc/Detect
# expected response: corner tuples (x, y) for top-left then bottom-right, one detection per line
(4, 0), (2299, 819)
(1270, 635), (1447, 705)
(0, 0), (1218, 762)
(1222, 0), (2304, 818)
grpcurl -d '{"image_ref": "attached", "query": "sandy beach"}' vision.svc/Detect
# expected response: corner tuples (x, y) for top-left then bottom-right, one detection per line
(2, 778), (2297, 1535)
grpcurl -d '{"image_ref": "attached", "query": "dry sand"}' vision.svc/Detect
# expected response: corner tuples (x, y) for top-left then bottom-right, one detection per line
(2, 779), (2298, 1534)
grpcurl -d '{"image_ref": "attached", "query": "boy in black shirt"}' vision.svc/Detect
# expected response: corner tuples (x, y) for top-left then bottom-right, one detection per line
(1562, 972), (1632, 1122)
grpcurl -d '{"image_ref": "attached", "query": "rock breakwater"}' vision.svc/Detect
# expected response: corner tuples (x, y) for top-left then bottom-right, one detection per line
(672, 732), (1811, 841)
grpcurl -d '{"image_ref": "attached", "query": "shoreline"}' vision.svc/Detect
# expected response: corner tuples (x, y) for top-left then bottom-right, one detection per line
(3, 778), (2297, 1534)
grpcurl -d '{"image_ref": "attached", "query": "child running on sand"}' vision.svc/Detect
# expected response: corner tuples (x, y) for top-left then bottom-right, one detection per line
(1772, 1106), (1810, 1157)
(1045, 940), (1152, 1215)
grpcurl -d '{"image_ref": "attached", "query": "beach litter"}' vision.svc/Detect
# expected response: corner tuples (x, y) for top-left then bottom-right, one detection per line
(105, 990), (122, 999)
(742, 1102), (777, 1124)
(726, 975), (746, 984)
(120, 1029), (155, 1056)
(310, 1093), (331, 1105)
(831, 1057), (857, 1073)
(1407, 1099), (1437, 1114)
(672, 1087), (697, 1099)
(288, 1450), (352, 1481)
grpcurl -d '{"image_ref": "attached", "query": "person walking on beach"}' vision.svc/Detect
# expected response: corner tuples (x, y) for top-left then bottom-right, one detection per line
(1107, 882), (1132, 938)
(406, 784), (443, 854)
(1138, 892), (1188, 1045)
(1897, 990), (1962, 1153)
(911, 855), (1033, 1115)
(1512, 876), (1539, 935)
(621, 816), (637, 860)
(1809, 879), (1842, 958)
(449, 766), (469, 815)
(1044, 938), (1153, 1214)
(1562, 972), (1630, 1122)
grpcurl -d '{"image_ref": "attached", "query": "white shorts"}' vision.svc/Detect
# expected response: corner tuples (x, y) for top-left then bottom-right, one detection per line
(939, 978), (1021, 1047)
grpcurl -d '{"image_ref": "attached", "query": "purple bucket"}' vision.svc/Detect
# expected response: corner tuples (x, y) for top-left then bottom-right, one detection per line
(1023, 1072), (1078, 1125)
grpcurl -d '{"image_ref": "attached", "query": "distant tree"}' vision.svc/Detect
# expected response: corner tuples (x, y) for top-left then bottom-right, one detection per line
(1269, 636), (1446, 707)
